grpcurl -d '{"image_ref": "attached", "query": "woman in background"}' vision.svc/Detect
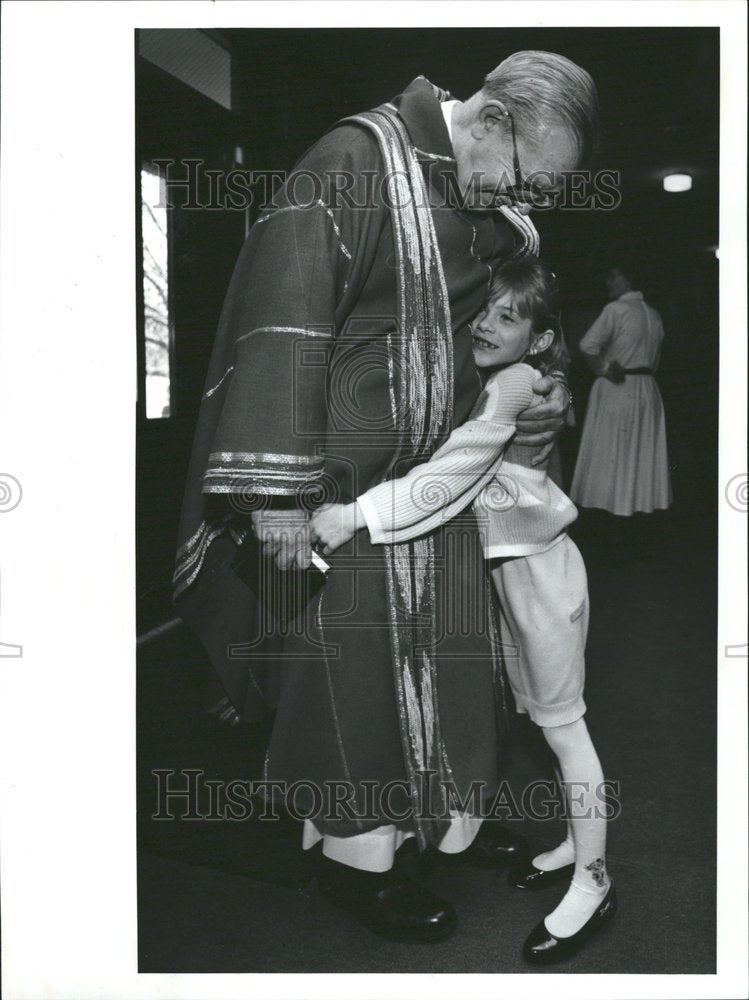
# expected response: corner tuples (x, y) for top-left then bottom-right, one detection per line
(570, 263), (672, 519)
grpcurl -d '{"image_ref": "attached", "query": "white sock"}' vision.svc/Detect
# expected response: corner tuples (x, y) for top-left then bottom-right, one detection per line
(544, 877), (609, 938)
(532, 834), (575, 872)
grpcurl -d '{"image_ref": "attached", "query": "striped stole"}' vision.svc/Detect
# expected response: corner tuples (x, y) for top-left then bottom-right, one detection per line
(344, 106), (458, 847)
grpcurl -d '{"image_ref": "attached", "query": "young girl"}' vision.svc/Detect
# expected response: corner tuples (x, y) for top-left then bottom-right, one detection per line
(310, 258), (616, 963)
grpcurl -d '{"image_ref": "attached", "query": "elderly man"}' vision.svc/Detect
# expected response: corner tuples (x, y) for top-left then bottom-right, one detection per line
(175, 50), (598, 942)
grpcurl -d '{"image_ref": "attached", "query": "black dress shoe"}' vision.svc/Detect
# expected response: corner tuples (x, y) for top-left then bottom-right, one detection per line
(508, 859), (575, 890)
(318, 870), (457, 943)
(522, 882), (617, 965)
(462, 823), (530, 868)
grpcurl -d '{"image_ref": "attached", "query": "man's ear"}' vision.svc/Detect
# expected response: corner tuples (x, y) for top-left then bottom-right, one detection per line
(530, 329), (555, 355)
(471, 99), (510, 140)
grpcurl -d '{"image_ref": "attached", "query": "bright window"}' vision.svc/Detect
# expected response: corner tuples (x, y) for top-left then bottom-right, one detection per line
(141, 164), (172, 419)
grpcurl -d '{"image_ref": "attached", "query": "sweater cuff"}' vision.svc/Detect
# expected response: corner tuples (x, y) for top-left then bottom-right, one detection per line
(356, 492), (389, 545)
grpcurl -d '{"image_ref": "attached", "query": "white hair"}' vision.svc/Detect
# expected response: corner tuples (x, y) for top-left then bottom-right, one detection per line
(482, 50), (599, 163)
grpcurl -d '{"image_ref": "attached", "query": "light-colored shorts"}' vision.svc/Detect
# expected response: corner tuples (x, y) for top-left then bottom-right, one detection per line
(490, 534), (588, 728)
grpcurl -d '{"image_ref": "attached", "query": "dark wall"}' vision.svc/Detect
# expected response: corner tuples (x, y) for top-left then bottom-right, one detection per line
(136, 56), (247, 632)
(136, 28), (719, 631)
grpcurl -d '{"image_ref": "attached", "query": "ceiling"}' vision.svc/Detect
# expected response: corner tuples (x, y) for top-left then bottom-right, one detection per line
(224, 26), (718, 193)
(220, 27), (720, 305)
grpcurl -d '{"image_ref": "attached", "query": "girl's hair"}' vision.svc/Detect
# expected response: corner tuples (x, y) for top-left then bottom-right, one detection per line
(488, 257), (568, 375)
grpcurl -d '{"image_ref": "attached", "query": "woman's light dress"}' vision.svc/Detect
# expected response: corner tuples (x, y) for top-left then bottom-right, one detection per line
(570, 291), (672, 515)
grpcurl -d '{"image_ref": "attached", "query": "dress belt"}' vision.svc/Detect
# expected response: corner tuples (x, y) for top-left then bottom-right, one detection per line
(621, 366), (655, 375)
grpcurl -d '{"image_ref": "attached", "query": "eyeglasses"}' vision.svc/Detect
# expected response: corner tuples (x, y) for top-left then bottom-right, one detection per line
(499, 108), (557, 210)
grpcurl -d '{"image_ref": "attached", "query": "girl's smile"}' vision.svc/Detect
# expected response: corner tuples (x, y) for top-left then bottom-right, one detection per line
(472, 333), (503, 350)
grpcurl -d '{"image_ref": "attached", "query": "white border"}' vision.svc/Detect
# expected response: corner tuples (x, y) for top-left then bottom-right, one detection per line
(0, 2), (746, 999)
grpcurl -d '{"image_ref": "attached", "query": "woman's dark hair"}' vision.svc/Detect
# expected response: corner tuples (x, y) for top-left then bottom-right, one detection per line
(488, 257), (568, 375)
(607, 260), (640, 289)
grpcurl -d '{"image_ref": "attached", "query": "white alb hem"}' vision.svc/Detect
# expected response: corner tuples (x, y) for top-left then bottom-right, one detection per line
(302, 813), (483, 872)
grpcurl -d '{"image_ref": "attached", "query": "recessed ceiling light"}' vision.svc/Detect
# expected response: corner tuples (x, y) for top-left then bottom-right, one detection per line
(663, 173), (692, 192)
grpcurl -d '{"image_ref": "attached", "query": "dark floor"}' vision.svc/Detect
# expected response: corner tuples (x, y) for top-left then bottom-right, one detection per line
(137, 503), (716, 973)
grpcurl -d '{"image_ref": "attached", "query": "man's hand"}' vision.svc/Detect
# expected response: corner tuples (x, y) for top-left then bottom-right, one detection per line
(310, 503), (363, 555)
(514, 376), (570, 466)
(250, 509), (311, 570)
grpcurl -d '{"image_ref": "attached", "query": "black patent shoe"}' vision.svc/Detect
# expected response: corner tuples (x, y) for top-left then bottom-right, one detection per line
(462, 823), (530, 868)
(318, 871), (457, 943)
(508, 858), (576, 890)
(522, 882), (617, 965)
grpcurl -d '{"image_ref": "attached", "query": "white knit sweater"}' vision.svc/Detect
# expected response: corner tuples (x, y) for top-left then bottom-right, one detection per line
(357, 363), (577, 557)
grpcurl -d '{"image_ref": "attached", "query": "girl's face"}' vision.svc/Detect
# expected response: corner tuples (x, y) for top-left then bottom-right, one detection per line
(471, 291), (540, 368)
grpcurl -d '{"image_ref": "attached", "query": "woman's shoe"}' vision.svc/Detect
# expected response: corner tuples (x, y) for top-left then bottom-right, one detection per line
(507, 859), (575, 890)
(522, 882), (617, 965)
